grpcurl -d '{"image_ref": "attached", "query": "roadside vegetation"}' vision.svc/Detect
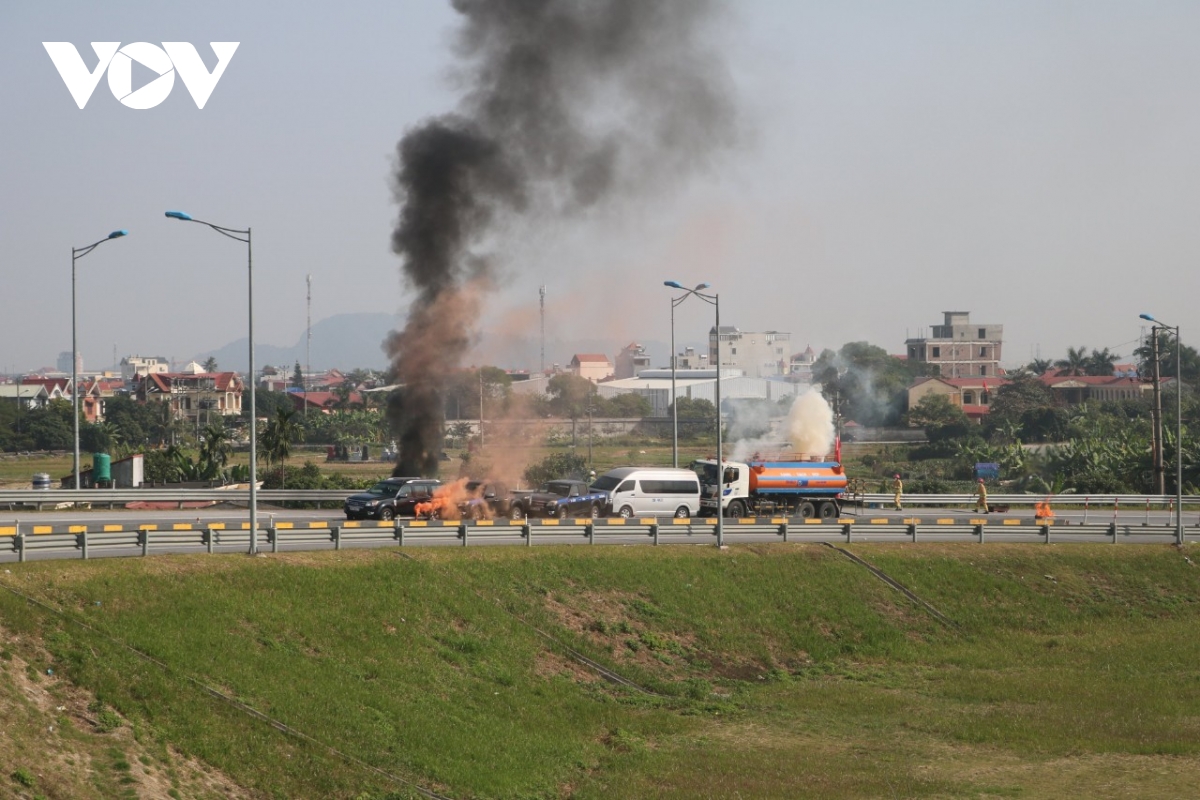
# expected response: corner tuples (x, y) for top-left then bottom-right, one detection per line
(2, 543), (1200, 798)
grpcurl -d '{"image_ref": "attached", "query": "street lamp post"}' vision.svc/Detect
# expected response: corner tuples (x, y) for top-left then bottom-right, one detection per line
(166, 211), (258, 553)
(1140, 314), (1184, 545)
(71, 230), (128, 490)
(664, 281), (722, 546)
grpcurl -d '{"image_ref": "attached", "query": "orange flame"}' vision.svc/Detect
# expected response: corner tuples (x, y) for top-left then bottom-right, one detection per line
(1034, 499), (1055, 518)
(415, 477), (490, 520)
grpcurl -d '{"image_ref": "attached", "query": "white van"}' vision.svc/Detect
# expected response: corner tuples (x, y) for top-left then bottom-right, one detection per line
(590, 467), (701, 518)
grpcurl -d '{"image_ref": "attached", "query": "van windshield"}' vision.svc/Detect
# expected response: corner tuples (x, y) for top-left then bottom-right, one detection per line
(590, 475), (622, 491)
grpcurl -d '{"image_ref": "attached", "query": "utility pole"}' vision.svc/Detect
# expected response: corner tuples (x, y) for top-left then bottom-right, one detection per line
(539, 285), (547, 375)
(1150, 327), (1165, 495)
(306, 273), (312, 419)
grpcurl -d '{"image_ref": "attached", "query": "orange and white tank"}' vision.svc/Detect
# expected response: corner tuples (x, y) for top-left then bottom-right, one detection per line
(747, 460), (847, 495)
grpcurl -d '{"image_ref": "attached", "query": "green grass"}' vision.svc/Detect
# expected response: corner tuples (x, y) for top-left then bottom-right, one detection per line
(2, 544), (1200, 798)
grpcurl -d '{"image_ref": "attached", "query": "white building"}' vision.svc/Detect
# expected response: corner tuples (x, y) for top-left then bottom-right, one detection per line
(709, 327), (791, 378)
(596, 368), (800, 417)
(121, 355), (169, 383)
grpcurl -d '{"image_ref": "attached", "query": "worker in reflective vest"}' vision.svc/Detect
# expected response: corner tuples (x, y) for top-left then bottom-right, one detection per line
(892, 474), (903, 510)
(975, 478), (990, 513)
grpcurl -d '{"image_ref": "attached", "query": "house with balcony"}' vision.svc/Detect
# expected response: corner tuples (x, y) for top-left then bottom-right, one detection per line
(138, 372), (244, 426)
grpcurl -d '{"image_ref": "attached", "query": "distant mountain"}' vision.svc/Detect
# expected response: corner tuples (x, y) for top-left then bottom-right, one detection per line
(197, 313), (401, 373)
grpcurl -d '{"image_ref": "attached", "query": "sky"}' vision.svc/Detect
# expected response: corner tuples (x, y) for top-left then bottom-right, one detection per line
(2, 0), (1198, 375)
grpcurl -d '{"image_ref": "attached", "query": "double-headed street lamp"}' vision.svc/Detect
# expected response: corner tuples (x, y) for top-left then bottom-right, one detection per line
(166, 211), (258, 553)
(664, 280), (723, 546)
(72, 229), (128, 490)
(1140, 313), (1184, 545)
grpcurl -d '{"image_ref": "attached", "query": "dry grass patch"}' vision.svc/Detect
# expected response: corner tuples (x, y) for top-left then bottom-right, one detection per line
(0, 625), (252, 799)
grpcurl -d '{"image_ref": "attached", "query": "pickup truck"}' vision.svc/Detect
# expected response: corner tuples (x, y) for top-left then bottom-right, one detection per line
(510, 479), (607, 519)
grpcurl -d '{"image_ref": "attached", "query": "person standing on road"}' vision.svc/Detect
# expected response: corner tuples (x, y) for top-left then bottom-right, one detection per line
(975, 478), (990, 513)
(892, 474), (903, 510)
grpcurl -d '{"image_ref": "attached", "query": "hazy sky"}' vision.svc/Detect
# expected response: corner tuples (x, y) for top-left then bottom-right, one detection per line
(3, 1), (1198, 375)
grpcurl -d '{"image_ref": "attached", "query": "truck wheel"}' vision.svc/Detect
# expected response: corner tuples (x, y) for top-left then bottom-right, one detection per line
(673, 505), (690, 519)
(509, 505), (525, 520)
(726, 500), (747, 518)
(557, 505), (569, 520)
(379, 507), (394, 521)
(590, 503), (602, 519)
(618, 505), (634, 519)
(797, 502), (816, 519)
(818, 501), (838, 520)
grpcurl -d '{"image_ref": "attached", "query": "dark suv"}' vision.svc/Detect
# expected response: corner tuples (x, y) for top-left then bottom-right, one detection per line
(344, 477), (436, 520)
(511, 479), (607, 519)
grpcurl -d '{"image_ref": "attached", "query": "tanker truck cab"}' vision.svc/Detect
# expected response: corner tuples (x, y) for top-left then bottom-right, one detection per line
(692, 458), (846, 519)
(692, 459), (744, 517)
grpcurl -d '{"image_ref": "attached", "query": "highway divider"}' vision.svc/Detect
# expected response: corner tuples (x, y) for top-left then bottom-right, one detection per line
(0, 516), (1192, 563)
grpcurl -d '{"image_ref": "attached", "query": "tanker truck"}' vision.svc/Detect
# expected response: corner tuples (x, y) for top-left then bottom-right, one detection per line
(691, 457), (847, 519)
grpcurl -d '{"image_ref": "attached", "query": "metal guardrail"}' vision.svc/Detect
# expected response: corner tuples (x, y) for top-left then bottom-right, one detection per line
(3, 489), (1197, 512)
(858, 493), (1199, 508)
(0, 488), (353, 510)
(1, 516), (1194, 563)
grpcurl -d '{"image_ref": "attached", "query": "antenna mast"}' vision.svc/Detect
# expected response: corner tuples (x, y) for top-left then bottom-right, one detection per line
(539, 285), (547, 375)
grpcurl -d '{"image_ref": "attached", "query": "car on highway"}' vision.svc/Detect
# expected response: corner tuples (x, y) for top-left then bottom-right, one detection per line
(344, 477), (442, 520)
(511, 479), (607, 519)
(459, 480), (516, 519)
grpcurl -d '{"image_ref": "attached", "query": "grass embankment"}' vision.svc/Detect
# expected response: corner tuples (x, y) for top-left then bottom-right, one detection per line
(2, 544), (1200, 799)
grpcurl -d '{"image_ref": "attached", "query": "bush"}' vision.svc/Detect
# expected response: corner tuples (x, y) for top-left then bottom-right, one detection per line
(523, 452), (588, 486)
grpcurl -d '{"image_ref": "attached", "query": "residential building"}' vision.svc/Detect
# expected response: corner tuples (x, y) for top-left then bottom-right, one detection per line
(614, 343), (651, 379)
(21, 377), (70, 402)
(138, 372), (244, 426)
(288, 390), (364, 414)
(905, 311), (1003, 378)
(1040, 373), (1159, 404)
(907, 376), (1009, 422)
(570, 354), (613, 383)
(709, 327), (791, 378)
(789, 345), (818, 383)
(121, 355), (169, 383)
(0, 384), (49, 411)
(674, 346), (707, 369)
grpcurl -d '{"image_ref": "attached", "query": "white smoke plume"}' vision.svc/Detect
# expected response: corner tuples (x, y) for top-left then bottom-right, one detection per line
(729, 389), (836, 461)
(787, 389), (835, 459)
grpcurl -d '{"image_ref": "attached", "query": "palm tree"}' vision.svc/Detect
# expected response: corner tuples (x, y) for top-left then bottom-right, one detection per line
(1085, 347), (1117, 377)
(198, 424), (233, 482)
(259, 407), (302, 488)
(1026, 358), (1053, 376)
(202, 356), (219, 372)
(1055, 346), (1089, 376)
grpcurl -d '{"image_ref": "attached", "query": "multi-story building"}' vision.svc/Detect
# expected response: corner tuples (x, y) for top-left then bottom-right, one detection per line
(121, 355), (169, 383)
(56, 351), (82, 375)
(905, 312), (1003, 378)
(708, 327), (790, 379)
(614, 343), (651, 379)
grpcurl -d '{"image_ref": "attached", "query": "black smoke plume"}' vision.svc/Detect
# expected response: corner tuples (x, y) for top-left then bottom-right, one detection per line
(387, 0), (737, 477)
